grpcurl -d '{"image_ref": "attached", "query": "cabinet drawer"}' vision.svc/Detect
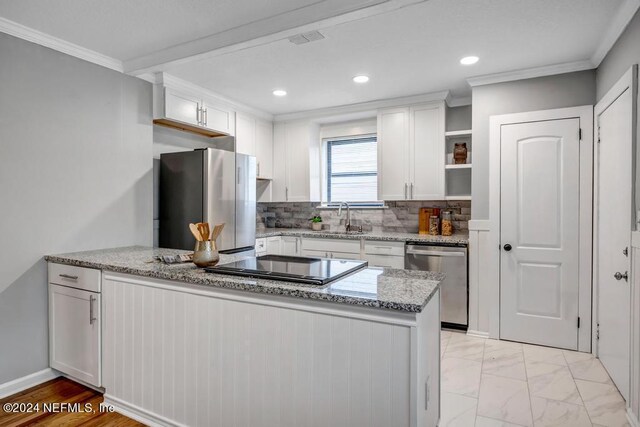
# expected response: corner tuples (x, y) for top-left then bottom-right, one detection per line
(48, 263), (101, 292)
(302, 237), (361, 254)
(364, 240), (405, 256)
(301, 249), (360, 260)
(363, 254), (405, 269)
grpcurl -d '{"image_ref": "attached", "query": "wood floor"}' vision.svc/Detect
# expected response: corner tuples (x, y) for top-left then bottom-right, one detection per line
(0, 377), (144, 427)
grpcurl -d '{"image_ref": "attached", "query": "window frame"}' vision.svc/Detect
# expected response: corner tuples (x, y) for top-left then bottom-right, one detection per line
(324, 134), (382, 206)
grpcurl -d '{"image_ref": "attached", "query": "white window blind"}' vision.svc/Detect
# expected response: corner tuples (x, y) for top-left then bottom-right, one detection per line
(327, 137), (378, 203)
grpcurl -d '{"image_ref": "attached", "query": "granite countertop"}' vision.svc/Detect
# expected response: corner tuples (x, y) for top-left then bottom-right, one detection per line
(256, 228), (469, 245)
(45, 246), (443, 313)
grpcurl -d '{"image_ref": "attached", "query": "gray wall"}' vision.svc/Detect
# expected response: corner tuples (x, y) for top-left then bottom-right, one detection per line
(596, 9), (640, 101)
(446, 105), (472, 131)
(471, 71), (597, 219)
(0, 33), (153, 384)
(596, 8), (640, 223)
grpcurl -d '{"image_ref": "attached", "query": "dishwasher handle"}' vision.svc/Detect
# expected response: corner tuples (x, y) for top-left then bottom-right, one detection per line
(406, 246), (466, 257)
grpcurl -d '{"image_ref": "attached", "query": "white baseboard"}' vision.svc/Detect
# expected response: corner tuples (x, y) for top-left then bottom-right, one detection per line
(628, 408), (639, 427)
(466, 329), (490, 339)
(0, 368), (60, 399)
(103, 394), (183, 427)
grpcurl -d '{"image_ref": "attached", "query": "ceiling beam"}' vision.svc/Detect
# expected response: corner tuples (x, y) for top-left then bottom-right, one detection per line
(123, 0), (428, 75)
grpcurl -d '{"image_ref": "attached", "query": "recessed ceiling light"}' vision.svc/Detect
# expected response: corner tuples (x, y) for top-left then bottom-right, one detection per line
(272, 89), (287, 97)
(353, 75), (370, 83)
(460, 56), (479, 65)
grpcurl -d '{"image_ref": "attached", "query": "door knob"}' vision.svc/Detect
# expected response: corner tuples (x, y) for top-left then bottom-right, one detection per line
(503, 244), (512, 252)
(614, 271), (629, 282)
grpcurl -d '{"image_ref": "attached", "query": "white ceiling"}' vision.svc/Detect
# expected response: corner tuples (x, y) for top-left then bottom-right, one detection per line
(0, 0), (629, 115)
(0, 0), (323, 60)
(165, 0), (623, 114)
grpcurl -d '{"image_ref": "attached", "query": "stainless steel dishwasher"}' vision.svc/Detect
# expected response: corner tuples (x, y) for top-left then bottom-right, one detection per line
(405, 243), (468, 330)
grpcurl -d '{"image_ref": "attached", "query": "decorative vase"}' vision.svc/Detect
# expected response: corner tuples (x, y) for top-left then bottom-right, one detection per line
(454, 143), (468, 164)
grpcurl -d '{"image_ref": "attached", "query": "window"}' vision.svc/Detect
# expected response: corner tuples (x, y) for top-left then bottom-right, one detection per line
(326, 136), (379, 203)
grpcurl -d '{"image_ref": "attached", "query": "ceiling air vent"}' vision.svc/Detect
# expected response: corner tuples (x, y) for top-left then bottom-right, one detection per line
(288, 31), (325, 45)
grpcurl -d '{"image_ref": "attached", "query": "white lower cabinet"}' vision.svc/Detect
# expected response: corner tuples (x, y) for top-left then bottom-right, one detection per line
(265, 236), (281, 254)
(301, 237), (361, 260)
(363, 240), (405, 268)
(280, 236), (301, 256)
(264, 236), (301, 255)
(363, 254), (404, 268)
(49, 283), (101, 387)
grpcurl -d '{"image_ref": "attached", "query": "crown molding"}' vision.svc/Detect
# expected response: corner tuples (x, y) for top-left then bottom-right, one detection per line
(273, 90), (449, 122)
(154, 72), (274, 121)
(467, 60), (595, 88)
(591, 0), (640, 66)
(0, 17), (123, 72)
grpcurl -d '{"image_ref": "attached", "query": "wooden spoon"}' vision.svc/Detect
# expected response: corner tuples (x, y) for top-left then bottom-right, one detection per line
(212, 223), (225, 241)
(196, 222), (210, 241)
(189, 223), (203, 241)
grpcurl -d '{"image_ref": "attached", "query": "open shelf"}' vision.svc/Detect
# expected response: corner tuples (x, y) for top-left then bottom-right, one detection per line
(445, 195), (472, 201)
(445, 129), (472, 137)
(445, 164), (472, 170)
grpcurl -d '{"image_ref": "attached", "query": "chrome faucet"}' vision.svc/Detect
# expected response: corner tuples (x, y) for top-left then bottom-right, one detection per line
(337, 202), (352, 233)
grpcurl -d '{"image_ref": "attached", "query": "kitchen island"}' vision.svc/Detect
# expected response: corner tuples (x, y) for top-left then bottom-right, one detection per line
(46, 246), (443, 427)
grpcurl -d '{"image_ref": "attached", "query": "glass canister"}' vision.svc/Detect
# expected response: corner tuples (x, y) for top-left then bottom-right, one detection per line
(441, 211), (453, 236)
(429, 215), (440, 236)
(193, 240), (220, 267)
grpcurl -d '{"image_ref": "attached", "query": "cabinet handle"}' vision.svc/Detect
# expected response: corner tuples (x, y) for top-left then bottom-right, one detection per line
(59, 274), (78, 280)
(89, 295), (97, 325)
(203, 108), (208, 127)
(257, 162), (260, 177)
(286, 187), (289, 201)
(404, 183), (408, 199)
(295, 239), (299, 254)
(410, 183), (414, 199)
(196, 104), (201, 125)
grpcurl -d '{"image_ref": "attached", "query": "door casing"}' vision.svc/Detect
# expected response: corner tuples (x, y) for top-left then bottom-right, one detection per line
(593, 65), (637, 401)
(488, 106), (594, 352)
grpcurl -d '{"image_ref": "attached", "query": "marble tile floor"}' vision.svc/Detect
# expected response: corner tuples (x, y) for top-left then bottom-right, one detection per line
(440, 330), (630, 427)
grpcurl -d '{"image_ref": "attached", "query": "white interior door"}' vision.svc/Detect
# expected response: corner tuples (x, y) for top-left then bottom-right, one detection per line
(596, 74), (634, 401)
(500, 119), (581, 350)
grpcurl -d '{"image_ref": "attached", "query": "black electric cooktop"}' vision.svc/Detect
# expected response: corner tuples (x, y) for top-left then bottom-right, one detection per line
(205, 255), (368, 285)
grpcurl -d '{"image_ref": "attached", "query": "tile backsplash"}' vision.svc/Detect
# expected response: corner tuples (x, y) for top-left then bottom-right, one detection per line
(257, 200), (471, 233)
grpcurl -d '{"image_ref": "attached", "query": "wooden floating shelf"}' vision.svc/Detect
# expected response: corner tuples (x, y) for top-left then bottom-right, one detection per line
(445, 164), (472, 170)
(445, 129), (472, 137)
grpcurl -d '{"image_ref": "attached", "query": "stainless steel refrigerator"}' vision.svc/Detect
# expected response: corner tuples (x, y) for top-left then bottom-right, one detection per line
(159, 148), (256, 252)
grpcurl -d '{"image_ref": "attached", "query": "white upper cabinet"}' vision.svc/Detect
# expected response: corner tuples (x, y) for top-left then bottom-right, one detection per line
(272, 120), (320, 202)
(410, 103), (445, 199)
(236, 113), (274, 180)
(236, 112), (257, 155)
(378, 107), (410, 200)
(153, 85), (235, 137)
(201, 97), (235, 136)
(255, 119), (274, 180)
(164, 89), (201, 127)
(378, 102), (445, 200)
